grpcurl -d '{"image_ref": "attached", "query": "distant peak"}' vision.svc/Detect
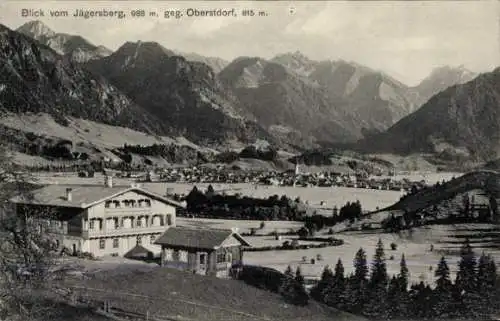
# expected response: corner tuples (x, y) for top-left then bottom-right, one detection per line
(16, 20), (56, 38)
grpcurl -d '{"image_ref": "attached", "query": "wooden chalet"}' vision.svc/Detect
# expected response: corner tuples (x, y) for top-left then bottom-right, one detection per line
(154, 226), (251, 278)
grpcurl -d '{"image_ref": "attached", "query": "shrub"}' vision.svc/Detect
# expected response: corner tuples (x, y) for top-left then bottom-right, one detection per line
(390, 242), (398, 251)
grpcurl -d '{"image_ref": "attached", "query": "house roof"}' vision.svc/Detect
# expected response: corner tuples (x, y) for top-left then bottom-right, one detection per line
(154, 227), (251, 250)
(9, 184), (185, 209)
(124, 245), (153, 259)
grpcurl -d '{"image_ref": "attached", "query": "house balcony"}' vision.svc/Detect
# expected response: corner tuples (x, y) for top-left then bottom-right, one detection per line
(82, 225), (169, 238)
(104, 207), (153, 215)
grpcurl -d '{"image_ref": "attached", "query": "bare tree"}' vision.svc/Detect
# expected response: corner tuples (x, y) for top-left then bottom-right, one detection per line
(0, 146), (60, 320)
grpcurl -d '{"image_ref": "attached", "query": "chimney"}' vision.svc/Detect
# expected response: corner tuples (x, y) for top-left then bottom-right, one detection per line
(66, 188), (73, 201)
(105, 175), (113, 188)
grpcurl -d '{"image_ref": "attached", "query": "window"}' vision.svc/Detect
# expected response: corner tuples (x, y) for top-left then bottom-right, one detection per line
(136, 217), (142, 227)
(179, 250), (188, 262)
(216, 253), (226, 263)
(166, 215), (172, 226)
(113, 201), (121, 208)
(105, 201), (112, 208)
(199, 253), (206, 265)
(113, 238), (119, 248)
(123, 200), (130, 207)
(145, 200), (151, 207)
(136, 236), (142, 245)
(89, 220), (95, 230)
(150, 235), (156, 244)
(99, 239), (105, 249)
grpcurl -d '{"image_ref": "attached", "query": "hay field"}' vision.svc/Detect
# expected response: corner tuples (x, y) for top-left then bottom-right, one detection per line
(244, 231), (458, 287)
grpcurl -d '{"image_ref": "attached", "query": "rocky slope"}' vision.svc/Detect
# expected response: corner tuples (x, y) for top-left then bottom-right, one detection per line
(0, 23), (162, 135)
(16, 20), (112, 63)
(357, 68), (500, 162)
(411, 65), (478, 107)
(271, 52), (418, 132)
(218, 56), (366, 147)
(177, 51), (229, 74)
(85, 41), (270, 147)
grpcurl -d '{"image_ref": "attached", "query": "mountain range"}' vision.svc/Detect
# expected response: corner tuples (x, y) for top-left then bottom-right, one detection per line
(0, 20), (495, 164)
(16, 20), (112, 63)
(357, 68), (500, 161)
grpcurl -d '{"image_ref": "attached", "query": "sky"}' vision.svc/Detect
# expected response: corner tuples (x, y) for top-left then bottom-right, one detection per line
(0, 0), (498, 86)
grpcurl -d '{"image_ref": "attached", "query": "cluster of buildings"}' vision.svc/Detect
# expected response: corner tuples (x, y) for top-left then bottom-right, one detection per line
(10, 176), (250, 278)
(139, 166), (428, 193)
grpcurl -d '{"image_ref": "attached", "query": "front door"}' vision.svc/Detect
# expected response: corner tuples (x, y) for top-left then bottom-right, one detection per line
(198, 252), (208, 275)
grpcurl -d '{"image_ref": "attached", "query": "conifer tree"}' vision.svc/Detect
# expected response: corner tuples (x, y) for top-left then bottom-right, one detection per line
(310, 265), (333, 302)
(365, 239), (389, 318)
(284, 265), (294, 278)
(455, 239), (479, 315)
(387, 275), (401, 318)
(396, 254), (410, 317)
(398, 254), (409, 291)
(433, 256), (453, 317)
(324, 259), (346, 309)
(295, 267), (305, 286)
(477, 253), (498, 315)
(485, 255), (497, 313)
(346, 248), (369, 312)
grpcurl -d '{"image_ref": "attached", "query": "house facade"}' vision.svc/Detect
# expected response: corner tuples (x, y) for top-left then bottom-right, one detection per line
(10, 177), (184, 258)
(154, 227), (251, 278)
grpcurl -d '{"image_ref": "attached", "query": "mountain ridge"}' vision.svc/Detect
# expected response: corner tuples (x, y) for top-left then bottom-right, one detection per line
(16, 20), (112, 63)
(356, 68), (500, 162)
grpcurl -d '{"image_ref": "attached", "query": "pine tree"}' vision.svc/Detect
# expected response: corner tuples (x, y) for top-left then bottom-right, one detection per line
(284, 265), (294, 278)
(387, 275), (401, 318)
(324, 259), (346, 309)
(346, 248), (369, 312)
(310, 265), (333, 302)
(455, 239), (479, 316)
(433, 256), (453, 317)
(398, 254), (409, 291)
(281, 265), (308, 306)
(485, 255), (497, 314)
(365, 239), (389, 318)
(396, 254), (410, 317)
(295, 267), (305, 286)
(477, 253), (498, 315)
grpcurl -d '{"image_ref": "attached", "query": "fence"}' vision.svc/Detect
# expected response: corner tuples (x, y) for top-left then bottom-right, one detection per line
(54, 285), (274, 321)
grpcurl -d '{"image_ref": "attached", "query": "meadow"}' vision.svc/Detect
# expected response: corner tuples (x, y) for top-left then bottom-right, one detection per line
(35, 172), (486, 289)
(34, 173), (405, 212)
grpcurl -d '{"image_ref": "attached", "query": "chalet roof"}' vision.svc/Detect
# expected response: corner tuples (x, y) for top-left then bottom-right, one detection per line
(154, 227), (251, 250)
(124, 245), (153, 259)
(9, 184), (185, 209)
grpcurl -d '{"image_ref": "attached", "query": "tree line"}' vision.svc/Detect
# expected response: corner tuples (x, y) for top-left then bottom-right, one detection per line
(184, 186), (364, 225)
(309, 239), (498, 319)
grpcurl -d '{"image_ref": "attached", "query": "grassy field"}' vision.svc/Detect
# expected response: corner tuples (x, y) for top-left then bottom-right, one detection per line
(32, 174), (405, 212)
(176, 217), (303, 235)
(58, 260), (366, 321)
(244, 223), (500, 288)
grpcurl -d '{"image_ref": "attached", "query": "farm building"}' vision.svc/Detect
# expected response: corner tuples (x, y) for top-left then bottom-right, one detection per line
(9, 176), (184, 258)
(154, 226), (251, 278)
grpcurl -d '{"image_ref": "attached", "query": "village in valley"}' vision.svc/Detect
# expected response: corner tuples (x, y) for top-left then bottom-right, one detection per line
(3, 159), (500, 321)
(0, 1), (499, 320)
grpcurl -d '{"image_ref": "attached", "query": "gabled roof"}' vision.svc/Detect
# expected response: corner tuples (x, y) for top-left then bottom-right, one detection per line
(9, 184), (185, 209)
(124, 245), (153, 259)
(154, 226), (251, 250)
